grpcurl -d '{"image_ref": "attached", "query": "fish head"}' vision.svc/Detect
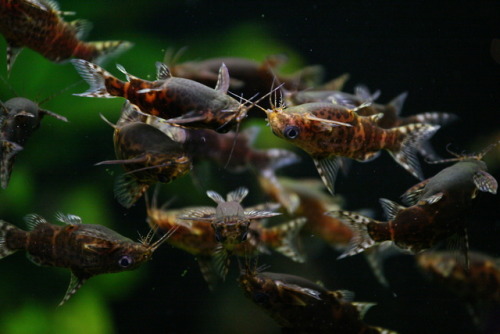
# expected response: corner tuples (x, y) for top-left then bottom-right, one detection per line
(239, 269), (275, 308)
(212, 215), (251, 245)
(2, 97), (41, 143)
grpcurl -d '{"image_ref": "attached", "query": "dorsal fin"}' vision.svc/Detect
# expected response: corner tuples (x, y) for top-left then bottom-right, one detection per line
(54, 212), (83, 225)
(215, 63), (230, 93)
(155, 62), (172, 80)
(116, 64), (139, 81)
(24, 214), (48, 231)
(388, 92), (408, 116)
(379, 198), (405, 220)
(206, 190), (225, 204)
(226, 187), (249, 203)
(70, 19), (92, 40)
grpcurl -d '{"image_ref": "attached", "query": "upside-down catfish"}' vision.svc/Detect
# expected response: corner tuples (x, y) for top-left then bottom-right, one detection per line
(0, 212), (176, 306)
(328, 142), (499, 259)
(0, 0), (131, 73)
(97, 102), (192, 208)
(265, 101), (440, 194)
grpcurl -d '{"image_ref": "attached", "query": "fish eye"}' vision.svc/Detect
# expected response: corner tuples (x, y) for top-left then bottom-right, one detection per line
(118, 255), (134, 268)
(252, 291), (269, 305)
(283, 125), (300, 139)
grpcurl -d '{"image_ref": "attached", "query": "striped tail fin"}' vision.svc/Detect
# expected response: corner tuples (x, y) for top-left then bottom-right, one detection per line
(71, 59), (117, 98)
(0, 220), (22, 259)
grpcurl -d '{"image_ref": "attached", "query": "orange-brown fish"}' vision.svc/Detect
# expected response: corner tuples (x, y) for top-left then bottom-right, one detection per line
(0, 212), (175, 306)
(146, 194), (305, 289)
(265, 101), (440, 194)
(239, 265), (397, 334)
(328, 142), (499, 259)
(176, 187), (284, 280)
(260, 176), (353, 247)
(0, 0), (131, 73)
(71, 59), (256, 133)
(96, 102), (192, 208)
(1, 96), (67, 188)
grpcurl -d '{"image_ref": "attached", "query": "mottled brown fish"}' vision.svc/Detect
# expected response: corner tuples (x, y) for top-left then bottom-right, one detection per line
(0, 212), (175, 306)
(96, 102), (192, 208)
(176, 187), (283, 280)
(0, 0), (131, 73)
(1, 96), (67, 188)
(265, 101), (440, 194)
(239, 266), (397, 334)
(328, 142), (499, 259)
(146, 194), (305, 289)
(71, 59), (256, 133)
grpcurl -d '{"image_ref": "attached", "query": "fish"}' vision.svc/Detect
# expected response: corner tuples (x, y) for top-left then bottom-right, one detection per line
(71, 59), (257, 133)
(176, 187), (283, 280)
(146, 193), (306, 289)
(327, 142), (499, 259)
(417, 250), (500, 331)
(96, 102), (192, 208)
(239, 265), (398, 334)
(0, 96), (67, 188)
(0, 212), (176, 306)
(261, 176), (353, 248)
(166, 53), (324, 112)
(264, 101), (440, 194)
(0, 0), (132, 73)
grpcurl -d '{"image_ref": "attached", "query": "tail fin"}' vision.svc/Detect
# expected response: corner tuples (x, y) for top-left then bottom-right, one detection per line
(388, 124), (440, 180)
(0, 220), (21, 259)
(325, 210), (378, 259)
(1, 140), (23, 189)
(90, 41), (133, 65)
(265, 217), (307, 262)
(71, 59), (116, 98)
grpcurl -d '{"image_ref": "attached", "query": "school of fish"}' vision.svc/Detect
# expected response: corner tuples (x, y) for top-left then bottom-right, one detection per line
(0, 1), (498, 333)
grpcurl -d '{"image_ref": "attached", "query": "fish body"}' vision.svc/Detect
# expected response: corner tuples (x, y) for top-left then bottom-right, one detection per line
(0, 0), (131, 72)
(72, 59), (246, 132)
(417, 251), (500, 304)
(328, 145), (498, 257)
(177, 187), (283, 279)
(0, 97), (67, 188)
(97, 102), (192, 208)
(265, 102), (439, 193)
(239, 268), (397, 334)
(147, 198), (305, 288)
(0, 212), (172, 305)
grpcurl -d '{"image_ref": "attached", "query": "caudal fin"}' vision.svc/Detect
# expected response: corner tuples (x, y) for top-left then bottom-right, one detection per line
(325, 210), (378, 259)
(71, 59), (116, 98)
(266, 217), (307, 262)
(0, 220), (21, 259)
(388, 124), (440, 180)
(89, 41), (133, 65)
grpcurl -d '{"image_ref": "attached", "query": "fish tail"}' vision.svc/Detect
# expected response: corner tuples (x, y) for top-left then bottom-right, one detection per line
(267, 217), (307, 262)
(326, 210), (378, 259)
(87, 40), (133, 65)
(71, 59), (115, 98)
(410, 111), (458, 126)
(388, 124), (440, 180)
(114, 174), (150, 208)
(0, 220), (22, 259)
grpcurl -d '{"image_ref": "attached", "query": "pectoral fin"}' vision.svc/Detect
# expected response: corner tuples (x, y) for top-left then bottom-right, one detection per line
(58, 273), (88, 307)
(313, 156), (341, 195)
(473, 170), (497, 195)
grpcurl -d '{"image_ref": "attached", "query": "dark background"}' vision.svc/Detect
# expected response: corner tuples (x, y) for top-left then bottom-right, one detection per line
(0, 1), (499, 333)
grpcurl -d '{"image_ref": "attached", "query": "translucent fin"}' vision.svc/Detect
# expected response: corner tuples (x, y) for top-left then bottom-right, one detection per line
(70, 19), (92, 40)
(412, 111), (459, 126)
(326, 210), (377, 259)
(262, 148), (301, 171)
(58, 273), (87, 307)
(318, 73), (350, 91)
(0, 220), (21, 259)
(114, 174), (150, 208)
(243, 210), (281, 220)
(226, 187), (249, 203)
(90, 41), (133, 65)
(257, 171), (300, 215)
(206, 190), (225, 204)
(268, 217), (307, 262)
(379, 198), (405, 220)
(116, 101), (144, 127)
(313, 156), (341, 195)
(352, 302), (376, 319)
(176, 207), (216, 221)
(71, 59), (115, 98)
(1, 140), (23, 189)
(38, 108), (68, 122)
(212, 245), (230, 280)
(337, 289), (356, 302)
(420, 192), (443, 205)
(24, 214), (48, 230)
(214, 63), (230, 93)
(116, 64), (139, 81)
(6, 42), (22, 74)
(155, 62), (171, 80)
(473, 170), (497, 194)
(389, 124), (440, 180)
(54, 212), (82, 225)
(388, 92), (408, 116)
(401, 178), (431, 206)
